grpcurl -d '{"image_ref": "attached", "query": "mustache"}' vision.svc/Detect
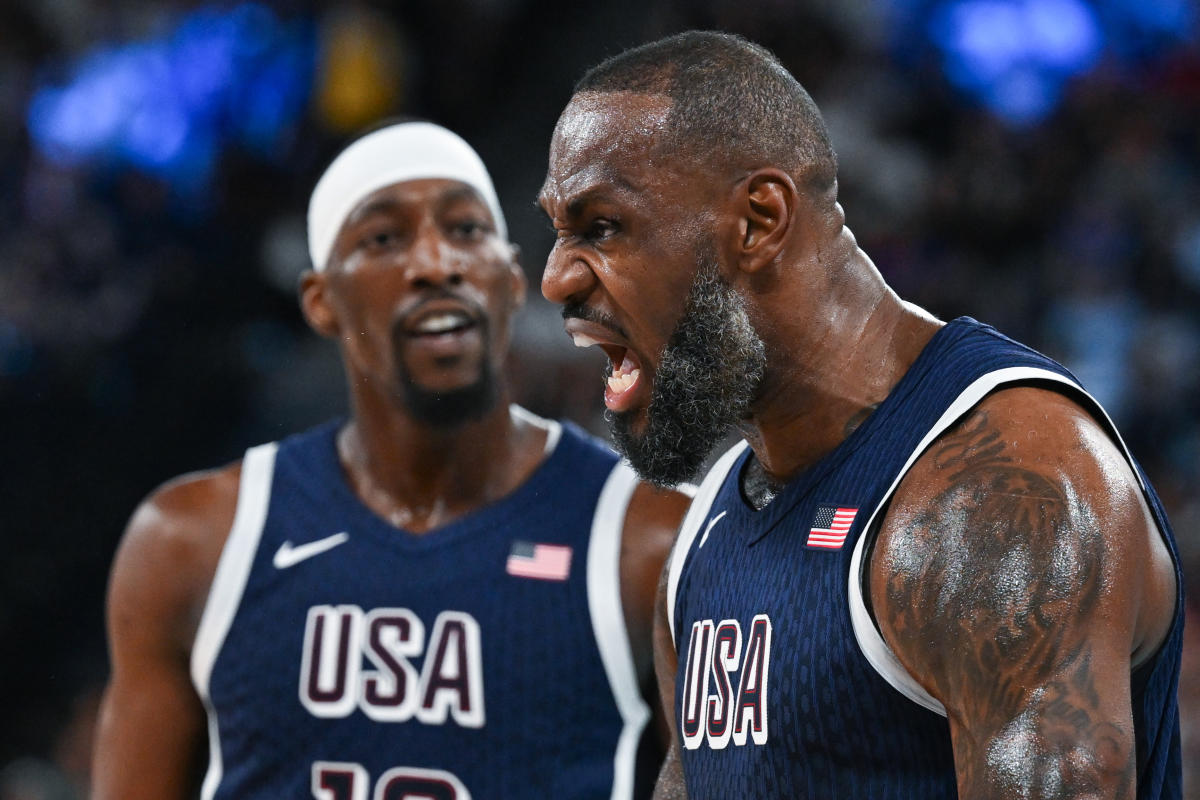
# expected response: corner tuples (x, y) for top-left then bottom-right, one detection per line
(560, 301), (628, 340)
(395, 288), (488, 327)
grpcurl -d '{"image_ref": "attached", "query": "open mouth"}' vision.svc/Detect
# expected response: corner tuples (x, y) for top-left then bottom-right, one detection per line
(401, 298), (483, 341)
(568, 327), (644, 412)
(407, 309), (477, 337)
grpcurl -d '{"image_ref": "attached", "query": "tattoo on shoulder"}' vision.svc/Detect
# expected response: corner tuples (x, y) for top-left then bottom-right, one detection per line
(881, 410), (1132, 796)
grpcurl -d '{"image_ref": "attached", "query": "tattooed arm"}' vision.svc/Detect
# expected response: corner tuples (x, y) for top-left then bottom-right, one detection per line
(870, 387), (1176, 800)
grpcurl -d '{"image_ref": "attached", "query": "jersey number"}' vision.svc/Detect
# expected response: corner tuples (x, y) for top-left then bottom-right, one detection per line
(312, 762), (471, 800)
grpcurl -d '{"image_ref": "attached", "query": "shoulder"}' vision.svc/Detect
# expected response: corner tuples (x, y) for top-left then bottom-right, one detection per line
(109, 461), (244, 656)
(121, 463), (243, 576)
(870, 384), (1175, 693)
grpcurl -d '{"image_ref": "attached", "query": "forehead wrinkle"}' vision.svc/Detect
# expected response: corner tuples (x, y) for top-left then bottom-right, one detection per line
(541, 166), (644, 221)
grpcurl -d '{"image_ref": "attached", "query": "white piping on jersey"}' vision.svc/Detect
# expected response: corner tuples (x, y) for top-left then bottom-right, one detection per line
(508, 403), (563, 455)
(587, 460), (650, 800)
(666, 441), (749, 643)
(847, 365), (1151, 717)
(190, 441), (278, 800)
(663, 366), (1160, 717)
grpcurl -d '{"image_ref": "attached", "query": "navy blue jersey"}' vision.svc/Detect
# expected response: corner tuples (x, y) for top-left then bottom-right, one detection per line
(191, 409), (652, 800)
(666, 317), (1184, 799)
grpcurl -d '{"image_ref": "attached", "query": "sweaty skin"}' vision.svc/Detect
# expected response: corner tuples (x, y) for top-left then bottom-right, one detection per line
(871, 389), (1175, 799)
(92, 177), (692, 799)
(540, 89), (1177, 800)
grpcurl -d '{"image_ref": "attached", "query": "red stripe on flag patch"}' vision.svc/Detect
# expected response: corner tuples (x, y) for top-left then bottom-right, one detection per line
(805, 506), (858, 550)
(506, 541), (572, 581)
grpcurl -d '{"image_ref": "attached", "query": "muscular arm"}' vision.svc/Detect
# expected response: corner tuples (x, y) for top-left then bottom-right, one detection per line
(620, 481), (692, 758)
(92, 466), (240, 800)
(871, 388), (1176, 799)
(651, 541), (687, 800)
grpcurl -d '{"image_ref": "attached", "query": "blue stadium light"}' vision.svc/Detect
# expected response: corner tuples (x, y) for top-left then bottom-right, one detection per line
(25, 3), (313, 197)
(928, 0), (1102, 124)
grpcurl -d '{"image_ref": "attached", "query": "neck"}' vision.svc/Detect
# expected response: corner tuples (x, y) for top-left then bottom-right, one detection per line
(338, 386), (549, 533)
(738, 239), (942, 484)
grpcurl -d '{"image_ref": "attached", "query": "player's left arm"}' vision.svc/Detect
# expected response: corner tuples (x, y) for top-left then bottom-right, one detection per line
(621, 482), (693, 747)
(871, 386), (1177, 800)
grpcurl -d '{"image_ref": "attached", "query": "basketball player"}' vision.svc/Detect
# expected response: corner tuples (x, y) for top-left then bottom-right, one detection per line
(538, 32), (1184, 799)
(91, 121), (692, 799)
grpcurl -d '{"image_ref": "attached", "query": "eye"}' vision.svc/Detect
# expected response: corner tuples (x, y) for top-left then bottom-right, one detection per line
(448, 217), (490, 241)
(360, 228), (402, 253)
(585, 218), (619, 242)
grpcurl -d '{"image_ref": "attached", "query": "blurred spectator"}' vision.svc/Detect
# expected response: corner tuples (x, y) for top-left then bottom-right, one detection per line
(0, 0), (1197, 793)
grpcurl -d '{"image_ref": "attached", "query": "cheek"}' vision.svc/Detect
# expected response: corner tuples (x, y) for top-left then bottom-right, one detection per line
(611, 258), (694, 335)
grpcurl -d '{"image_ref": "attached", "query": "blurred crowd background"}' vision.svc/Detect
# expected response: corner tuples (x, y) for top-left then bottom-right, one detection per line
(1, 0), (1197, 796)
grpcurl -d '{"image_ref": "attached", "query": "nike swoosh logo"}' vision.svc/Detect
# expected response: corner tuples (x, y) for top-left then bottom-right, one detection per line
(698, 511), (727, 549)
(273, 532), (350, 569)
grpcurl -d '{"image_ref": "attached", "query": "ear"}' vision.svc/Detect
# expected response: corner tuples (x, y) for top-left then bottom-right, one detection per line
(736, 169), (796, 274)
(507, 244), (527, 311)
(299, 270), (340, 339)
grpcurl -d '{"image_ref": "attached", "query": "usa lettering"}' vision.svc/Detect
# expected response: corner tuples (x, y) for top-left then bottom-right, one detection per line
(680, 613), (772, 750)
(300, 606), (484, 727)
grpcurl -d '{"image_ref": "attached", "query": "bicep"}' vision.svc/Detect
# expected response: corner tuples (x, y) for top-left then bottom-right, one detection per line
(871, 396), (1145, 798)
(93, 652), (208, 799)
(622, 483), (691, 742)
(652, 547), (680, 747)
(92, 494), (220, 800)
(652, 553), (685, 797)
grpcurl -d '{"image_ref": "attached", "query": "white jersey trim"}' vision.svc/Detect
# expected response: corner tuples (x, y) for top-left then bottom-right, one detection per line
(190, 441), (278, 800)
(666, 441), (749, 644)
(586, 460), (648, 800)
(847, 365), (1148, 717)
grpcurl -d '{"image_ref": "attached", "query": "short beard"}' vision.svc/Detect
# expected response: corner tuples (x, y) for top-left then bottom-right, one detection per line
(401, 369), (498, 428)
(608, 257), (766, 487)
(396, 324), (499, 429)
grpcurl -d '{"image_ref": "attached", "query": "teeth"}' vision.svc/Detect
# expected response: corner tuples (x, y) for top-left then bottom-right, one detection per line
(571, 333), (602, 348)
(606, 367), (640, 394)
(416, 313), (469, 333)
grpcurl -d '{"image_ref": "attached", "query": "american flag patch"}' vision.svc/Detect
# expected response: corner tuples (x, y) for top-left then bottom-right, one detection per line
(506, 541), (572, 581)
(806, 506), (858, 550)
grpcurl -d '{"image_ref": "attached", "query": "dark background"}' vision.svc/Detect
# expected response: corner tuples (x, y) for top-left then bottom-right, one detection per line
(1, 0), (1197, 796)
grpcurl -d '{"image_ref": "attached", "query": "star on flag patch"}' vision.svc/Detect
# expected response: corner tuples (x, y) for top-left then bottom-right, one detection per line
(506, 541), (572, 581)
(806, 505), (859, 550)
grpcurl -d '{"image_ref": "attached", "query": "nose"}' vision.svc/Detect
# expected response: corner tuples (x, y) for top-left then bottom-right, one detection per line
(405, 226), (464, 288)
(541, 242), (596, 306)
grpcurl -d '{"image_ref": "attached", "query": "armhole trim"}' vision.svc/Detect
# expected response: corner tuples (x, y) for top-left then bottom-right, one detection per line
(189, 441), (277, 800)
(666, 441), (749, 644)
(847, 366), (1142, 716)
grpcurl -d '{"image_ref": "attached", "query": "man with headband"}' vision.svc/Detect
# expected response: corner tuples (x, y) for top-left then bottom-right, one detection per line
(91, 120), (692, 799)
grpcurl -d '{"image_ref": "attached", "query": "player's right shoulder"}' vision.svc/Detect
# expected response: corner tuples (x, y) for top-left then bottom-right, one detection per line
(122, 461), (243, 565)
(108, 461), (245, 654)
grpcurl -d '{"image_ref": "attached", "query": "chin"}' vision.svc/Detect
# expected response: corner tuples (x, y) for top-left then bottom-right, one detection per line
(400, 371), (498, 429)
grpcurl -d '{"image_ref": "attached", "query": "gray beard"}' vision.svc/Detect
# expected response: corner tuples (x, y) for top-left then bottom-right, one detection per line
(608, 258), (766, 487)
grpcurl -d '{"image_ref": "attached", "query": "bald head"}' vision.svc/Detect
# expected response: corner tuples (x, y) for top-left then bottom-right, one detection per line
(574, 31), (837, 192)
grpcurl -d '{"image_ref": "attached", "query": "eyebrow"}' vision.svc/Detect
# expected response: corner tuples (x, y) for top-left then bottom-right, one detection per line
(436, 183), (489, 211)
(344, 197), (401, 228)
(537, 175), (640, 219)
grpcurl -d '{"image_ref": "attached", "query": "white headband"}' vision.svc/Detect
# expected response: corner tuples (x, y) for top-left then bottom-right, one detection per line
(307, 121), (507, 271)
